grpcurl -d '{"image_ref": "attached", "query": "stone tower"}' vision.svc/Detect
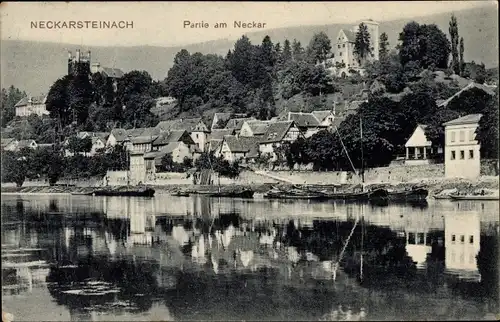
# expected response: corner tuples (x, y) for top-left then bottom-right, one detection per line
(68, 49), (91, 77)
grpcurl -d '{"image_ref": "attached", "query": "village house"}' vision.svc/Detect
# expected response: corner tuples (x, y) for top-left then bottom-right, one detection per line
(443, 114), (482, 179)
(14, 95), (50, 117)
(224, 117), (256, 135)
(2, 139), (38, 152)
(239, 120), (272, 138)
(287, 112), (326, 138)
(258, 121), (302, 161)
(156, 118), (210, 152)
(312, 110), (336, 128)
(90, 62), (124, 92)
(216, 135), (261, 163)
(128, 127), (161, 154)
(144, 141), (195, 177)
(106, 128), (129, 148)
(211, 112), (247, 130)
(64, 132), (108, 157)
(207, 129), (235, 152)
(404, 124), (443, 165)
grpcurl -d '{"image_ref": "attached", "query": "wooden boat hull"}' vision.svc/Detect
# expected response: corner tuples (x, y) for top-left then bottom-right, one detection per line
(370, 188), (428, 201)
(92, 188), (155, 197)
(433, 195), (451, 200)
(208, 190), (255, 198)
(449, 195), (499, 201)
(70, 192), (93, 196)
(171, 192), (190, 197)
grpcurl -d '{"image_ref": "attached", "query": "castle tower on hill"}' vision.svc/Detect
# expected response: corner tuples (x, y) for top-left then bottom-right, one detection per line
(68, 49), (91, 77)
(352, 19), (380, 62)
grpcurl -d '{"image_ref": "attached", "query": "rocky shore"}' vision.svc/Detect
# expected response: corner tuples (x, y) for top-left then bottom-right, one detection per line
(1, 177), (498, 196)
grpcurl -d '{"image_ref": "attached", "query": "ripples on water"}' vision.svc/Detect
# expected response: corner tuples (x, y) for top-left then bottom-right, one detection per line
(1, 194), (499, 321)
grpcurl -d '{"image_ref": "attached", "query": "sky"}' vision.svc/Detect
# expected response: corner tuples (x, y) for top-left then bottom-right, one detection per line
(0, 1), (495, 47)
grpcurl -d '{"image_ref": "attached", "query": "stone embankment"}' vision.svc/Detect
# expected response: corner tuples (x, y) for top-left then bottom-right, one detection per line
(2, 176), (498, 196)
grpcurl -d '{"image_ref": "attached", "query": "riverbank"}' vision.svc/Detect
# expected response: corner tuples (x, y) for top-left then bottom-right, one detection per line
(1, 176), (498, 196)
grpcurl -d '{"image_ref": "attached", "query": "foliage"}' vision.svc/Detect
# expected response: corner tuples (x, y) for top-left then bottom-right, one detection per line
(1, 150), (28, 187)
(462, 61), (488, 84)
(194, 151), (241, 178)
(354, 23), (372, 63)
(398, 22), (450, 69)
(476, 90), (499, 158)
(459, 37), (465, 76)
(449, 14), (460, 75)
(306, 32), (332, 64)
(1, 86), (27, 127)
(379, 32), (390, 60)
(160, 154), (192, 172)
(66, 135), (92, 154)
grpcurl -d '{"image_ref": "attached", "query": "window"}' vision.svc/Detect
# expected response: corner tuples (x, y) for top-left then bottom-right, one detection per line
(451, 234), (456, 243)
(417, 233), (425, 245)
(469, 149), (474, 159)
(460, 150), (465, 160)
(469, 130), (475, 141)
(341, 59), (344, 63)
(340, 52), (343, 56)
(332, 53), (335, 58)
(450, 131), (456, 142)
(460, 235), (465, 244)
(408, 233), (416, 245)
(338, 45), (341, 49)
(459, 130), (465, 142)
(342, 44), (345, 48)
(451, 150), (456, 160)
(469, 235), (474, 244)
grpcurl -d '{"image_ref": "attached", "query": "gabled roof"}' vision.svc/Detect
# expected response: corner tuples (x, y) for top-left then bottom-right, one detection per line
(212, 113), (247, 129)
(17, 139), (37, 148)
(442, 114), (483, 126)
(340, 29), (356, 42)
(110, 128), (128, 142)
(14, 95), (46, 107)
(1, 138), (16, 148)
(331, 116), (345, 129)
(156, 118), (208, 133)
(100, 67), (124, 78)
(438, 82), (496, 107)
(260, 121), (295, 144)
(405, 124), (431, 148)
(210, 129), (235, 140)
(288, 112), (321, 128)
(244, 120), (272, 135)
(153, 130), (193, 146)
(127, 127), (161, 138)
(311, 110), (333, 123)
(222, 135), (261, 153)
(91, 136), (105, 146)
(225, 117), (256, 131)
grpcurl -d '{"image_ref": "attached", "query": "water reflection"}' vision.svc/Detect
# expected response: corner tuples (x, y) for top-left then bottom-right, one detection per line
(1, 194), (499, 321)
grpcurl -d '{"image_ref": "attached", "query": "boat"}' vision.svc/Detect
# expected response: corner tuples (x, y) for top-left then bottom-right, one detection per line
(91, 187), (155, 197)
(387, 188), (428, 201)
(433, 194), (451, 200)
(208, 189), (255, 198)
(449, 194), (499, 201)
(70, 191), (93, 196)
(171, 191), (190, 197)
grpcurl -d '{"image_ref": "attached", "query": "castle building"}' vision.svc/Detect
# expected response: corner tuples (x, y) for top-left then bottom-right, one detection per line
(325, 19), (379, 77)
(68, 49), (91, 77)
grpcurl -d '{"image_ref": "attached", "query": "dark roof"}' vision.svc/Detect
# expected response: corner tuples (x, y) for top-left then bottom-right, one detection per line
(222, 136), (261, 153)
(438, 82), (496, 107)
(311, 110), (333, 122)
(209, 140), (222, 152)
(156, 118), (208, 132)
(210, 129), (235, 140)
(153, 130), (193, 146)
(211, 113), (247, 128)
(244, 120), (272, 135)
(110, 128), (128, 142)
(260, 121), (294, 143)
(100, 67), (124, 78)
(127, 127), (161, 138)
(341, 30), (356, 42)
(225, 117), (255, 131)
(442, 114), (483, 126)
(288, 112), (320, 128)
(331, 116), (345, 129)
(14, 95), (46, 107)
(1, 138), (15, 148)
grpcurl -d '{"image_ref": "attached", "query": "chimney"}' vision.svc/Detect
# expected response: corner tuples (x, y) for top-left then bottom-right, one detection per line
(68, 51), (72, 60)
(87, 50), (91, 62)
(76, 49), (80, 62)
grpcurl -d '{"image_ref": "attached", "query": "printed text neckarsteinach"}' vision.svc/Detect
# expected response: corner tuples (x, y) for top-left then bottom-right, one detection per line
(31, 21), (134, 29)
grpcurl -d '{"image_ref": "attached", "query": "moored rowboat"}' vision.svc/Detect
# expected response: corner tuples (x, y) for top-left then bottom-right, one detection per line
(449, 194), (499, 201)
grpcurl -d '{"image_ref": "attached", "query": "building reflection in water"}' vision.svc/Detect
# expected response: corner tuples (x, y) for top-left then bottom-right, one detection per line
(1, 195), (499, 321)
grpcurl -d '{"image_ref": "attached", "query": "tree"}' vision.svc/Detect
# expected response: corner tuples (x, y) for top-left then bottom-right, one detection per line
(45, 75), (72, 129)
(449, 14), (460, 75)
(354, 23), (372, 63)
(1, 151), (28, 187)
(282, 39), (292, 64)
(476, 90), (499, 159)
(292, 39), (305, 61)
(398, 22), (450, 69)
(1, 86), (27, 127)
(307, 32), (332, 64)
(379, 32), (390, 60)
(459, 37), (465, 76)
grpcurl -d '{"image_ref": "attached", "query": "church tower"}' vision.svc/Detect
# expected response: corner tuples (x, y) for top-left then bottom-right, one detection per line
(68, 49), (91, 77)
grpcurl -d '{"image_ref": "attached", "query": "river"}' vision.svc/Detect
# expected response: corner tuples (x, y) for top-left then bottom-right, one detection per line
(1, 194), (499, 321)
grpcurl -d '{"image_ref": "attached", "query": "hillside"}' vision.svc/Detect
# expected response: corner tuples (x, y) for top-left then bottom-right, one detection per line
(1, 2), (497, 95)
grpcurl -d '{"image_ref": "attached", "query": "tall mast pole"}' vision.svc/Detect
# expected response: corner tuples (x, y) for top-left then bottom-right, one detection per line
(360, 116), (365, 184)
